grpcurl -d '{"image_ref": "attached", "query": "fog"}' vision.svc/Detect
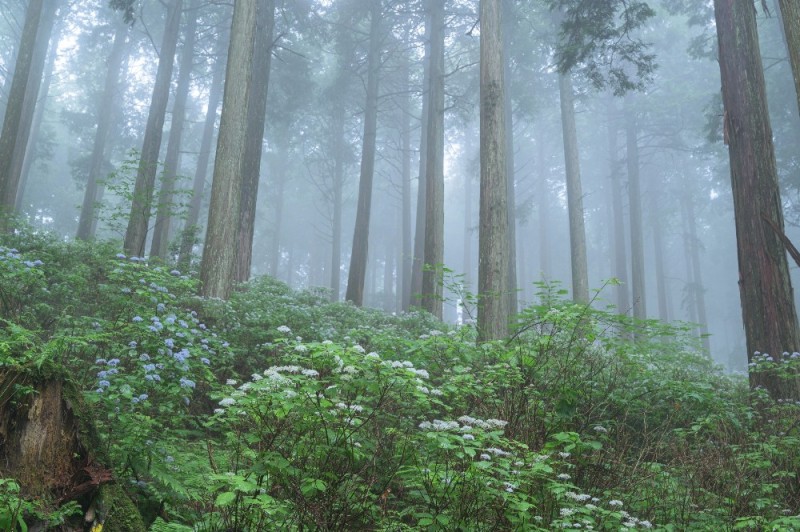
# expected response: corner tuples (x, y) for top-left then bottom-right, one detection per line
(2, 0), (799, 370)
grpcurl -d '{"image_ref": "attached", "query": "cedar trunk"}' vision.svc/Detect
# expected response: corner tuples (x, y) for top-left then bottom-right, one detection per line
(150, 4), (198, 259)
(625, 96), (647, 322)
(123, 0), (182, 257)
(558, 73), (589, 304)
(235, 0), (275, 283)
(714, 0), (800, 397)
(0, 0), (44, 230)
(421, 0), (445, 319)
(178, 23), (228, 268)
(345, 0), (381, 306)
(478, 0), (510, 341)
(200, 0), (258, 299)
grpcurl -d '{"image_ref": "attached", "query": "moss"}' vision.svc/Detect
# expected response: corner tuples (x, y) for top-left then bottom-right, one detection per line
(101, 483), (146, 532)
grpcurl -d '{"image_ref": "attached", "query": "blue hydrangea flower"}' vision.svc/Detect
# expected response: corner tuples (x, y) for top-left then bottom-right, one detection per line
(108, 358), (120, 367)
(179, 377), (196, 389)
(132, 316), (143, 322)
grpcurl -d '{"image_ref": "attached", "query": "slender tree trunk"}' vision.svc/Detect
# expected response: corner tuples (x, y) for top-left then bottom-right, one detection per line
(682, 192), (711, 352)
(330, 110), (344, 301)
(401, 46), (413, 311)
(558, 73), (589, 304)
(714, 0), (800, 397)
(478, 0), (510, 341)
(384, 239), (394, 312)
(178, 23), (228, 268)
(123, 0), (183, 257)
(650, 193), (669, 322)
(77, 22), (129, 240)
(14, 12), (59, 213)
(463, 168), (473, 291)
(421, 0), (444, 319)
(537, 137), (550, 279)
(235, 0), (275, 283)
(150, 4), (198, 259)
(200, 0), (258, 299)
(776, 0), (800, 118)
(269, 165), (286, 278)
(345, 0), (381, 306)
(680, 201), (699, 324)
(0, 0), (45, 229)
(607, 99), (630, 313)
(410, 0), (431, 307)
(625, 95), (647, 322)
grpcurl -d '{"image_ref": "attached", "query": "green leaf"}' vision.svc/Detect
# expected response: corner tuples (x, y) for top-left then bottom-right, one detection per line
(215, 491), (236, 507)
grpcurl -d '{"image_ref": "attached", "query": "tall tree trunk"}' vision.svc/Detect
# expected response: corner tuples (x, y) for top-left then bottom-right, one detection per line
(650, 193), (670, 322)
(503, 0), (518, 316)
(714, 0), (800, 397)
(345, 0), (381, 306)
(235, 0), (275, 283)
(14, 12), (60, 213)
(123, 0), (183, 257)
(421, 0), (444, 319)
(606, 99), (630, 313)
(558, 73), (589, 304)
(330, 109), (344, 301)
(776, 0), (800, 117)
(680, 201), (699, 324)
(0, 0), (46, 229)
(625, 95), (647, 322)
(384, 239), (394, 312)
(478, 0), (510, 341)
(200, 0), (258, 299)
(150, 4), (198, 259)
(682, 192), (711, 352)
(178, 23), (228, 268)
(410, 0), (432, 307)
(537, 137), (551, 279)
(77, 21), (129, 240)
(463, 168), (473, 291)
(269, 164), (286, 278)
(400, 44), (413, 311)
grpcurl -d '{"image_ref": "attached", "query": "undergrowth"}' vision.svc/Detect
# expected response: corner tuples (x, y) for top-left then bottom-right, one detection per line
(0, 229), (798, 530)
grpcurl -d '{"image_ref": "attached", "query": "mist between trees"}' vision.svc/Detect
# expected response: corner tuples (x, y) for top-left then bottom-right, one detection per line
(1, 0), (800, 389)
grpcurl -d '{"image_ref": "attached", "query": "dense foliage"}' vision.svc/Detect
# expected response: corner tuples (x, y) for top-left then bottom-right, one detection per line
(1, 232), (799, 530)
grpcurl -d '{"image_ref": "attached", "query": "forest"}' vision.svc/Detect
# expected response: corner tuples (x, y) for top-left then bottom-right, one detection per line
(0, 0), (800, 529)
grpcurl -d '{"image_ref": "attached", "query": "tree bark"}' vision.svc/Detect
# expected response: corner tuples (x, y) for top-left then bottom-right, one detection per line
(178, 22), (228, 269)
(421, 0), (445, 319)
(77, 21), (130, 240)
(558, 73), (589, 304)
(478, 0), (510, 341)
(503, 0), (518, 316)
(123, 0), (183, 257)
(345, 0), (381, 306)
(200, 0), (258, 299)
(150, 3), (198, 259)
(625, 95), (647, 322)
(0, 0), (45, 230)
(235, 0), (275, 283)
(714, 0), (800, 397)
